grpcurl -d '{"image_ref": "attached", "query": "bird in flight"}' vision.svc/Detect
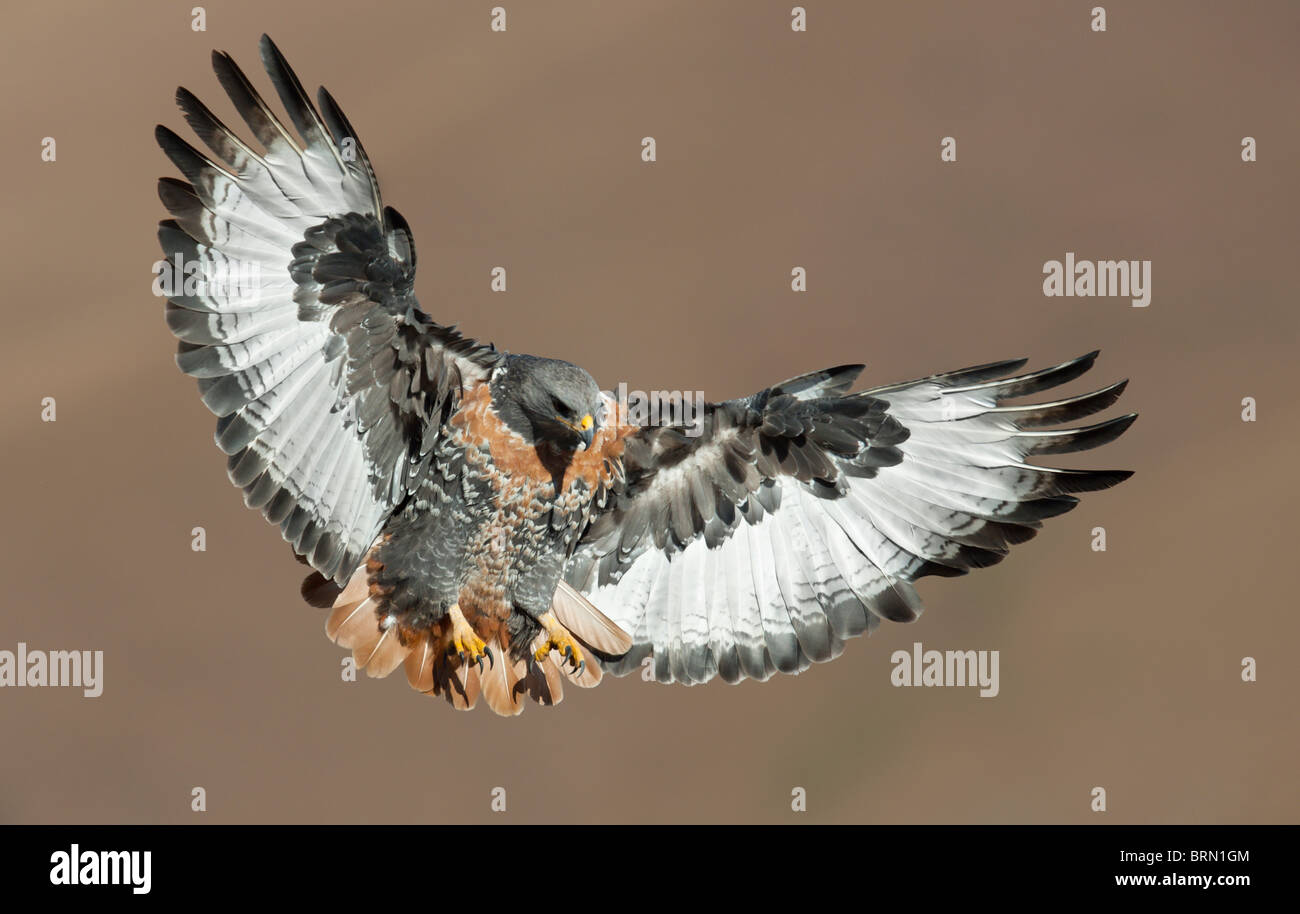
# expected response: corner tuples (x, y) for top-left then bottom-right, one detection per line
(157, 36), (1135, 715)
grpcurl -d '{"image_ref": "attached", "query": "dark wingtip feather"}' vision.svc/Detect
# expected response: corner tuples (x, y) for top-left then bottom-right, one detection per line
(1041, 467), (1134, 494)
(301, 571), (341, 609)
(157, 175), (193, 207)
(868, 586), (924, 623)
(914, 561), (970, 580)
(990, 378), (1130, 427)
(157, 217), (185, 241)
(1004, 495), (1079, 522)
(1021, 412), (1138, 455)
(957, 351), (1101, 399)
(940, 357), (1030, 386)
(258, 34), (333, 153)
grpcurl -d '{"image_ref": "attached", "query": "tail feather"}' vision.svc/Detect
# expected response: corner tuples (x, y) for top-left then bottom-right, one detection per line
(357, 625), (410, 678)
(404, 637), (435, 693)
(539, 658), (566, 703)
(551, 580), (633, 658)
(459, 664), (483, 710)
(314, 554), (619, 713)
(565, 658), (603, 689)
(401, 634), (484, 710)
(479, 639), (528, 716)
(432, 642), (482, 711)
(325, 596), (375, 647)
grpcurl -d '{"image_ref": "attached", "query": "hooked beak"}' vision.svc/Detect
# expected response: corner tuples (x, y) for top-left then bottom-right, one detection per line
(557, 413), (596, 451)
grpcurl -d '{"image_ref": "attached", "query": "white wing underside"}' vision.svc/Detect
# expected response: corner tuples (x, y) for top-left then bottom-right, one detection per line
(572, 364), (1132, 685)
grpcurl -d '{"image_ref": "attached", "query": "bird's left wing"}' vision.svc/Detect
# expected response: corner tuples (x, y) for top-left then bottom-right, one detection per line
(565, 353), (1134, 684)
(157, 36), (501, 585)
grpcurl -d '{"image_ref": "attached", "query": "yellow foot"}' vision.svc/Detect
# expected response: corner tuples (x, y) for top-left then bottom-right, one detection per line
(534, 611), (586, 676)
(445, 604), (492, 671)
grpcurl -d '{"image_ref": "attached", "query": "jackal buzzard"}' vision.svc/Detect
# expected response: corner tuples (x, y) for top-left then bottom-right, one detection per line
(156, 36), (1135, 715)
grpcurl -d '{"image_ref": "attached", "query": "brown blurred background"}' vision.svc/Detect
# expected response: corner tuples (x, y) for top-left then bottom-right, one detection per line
(0, 0), (1296, 824)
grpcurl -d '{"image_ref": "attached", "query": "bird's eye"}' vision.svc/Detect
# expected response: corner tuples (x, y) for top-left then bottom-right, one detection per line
(551, 396), (570, 417)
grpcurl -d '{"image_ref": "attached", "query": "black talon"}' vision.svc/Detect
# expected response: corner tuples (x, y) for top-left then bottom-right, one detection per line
(575, 660), (586, 677)
(484, 646), (495, 670)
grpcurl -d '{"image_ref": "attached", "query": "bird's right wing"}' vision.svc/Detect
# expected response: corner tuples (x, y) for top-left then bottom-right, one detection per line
(157, 35), (501, 585)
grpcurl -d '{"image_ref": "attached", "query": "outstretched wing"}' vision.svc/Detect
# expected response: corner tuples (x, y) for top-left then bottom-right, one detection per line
(157, 35), (501, 585)
(565, 352), (1134, 684)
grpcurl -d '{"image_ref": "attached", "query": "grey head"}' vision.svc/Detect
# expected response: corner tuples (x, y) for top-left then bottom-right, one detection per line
(490, 354), (604, 451)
